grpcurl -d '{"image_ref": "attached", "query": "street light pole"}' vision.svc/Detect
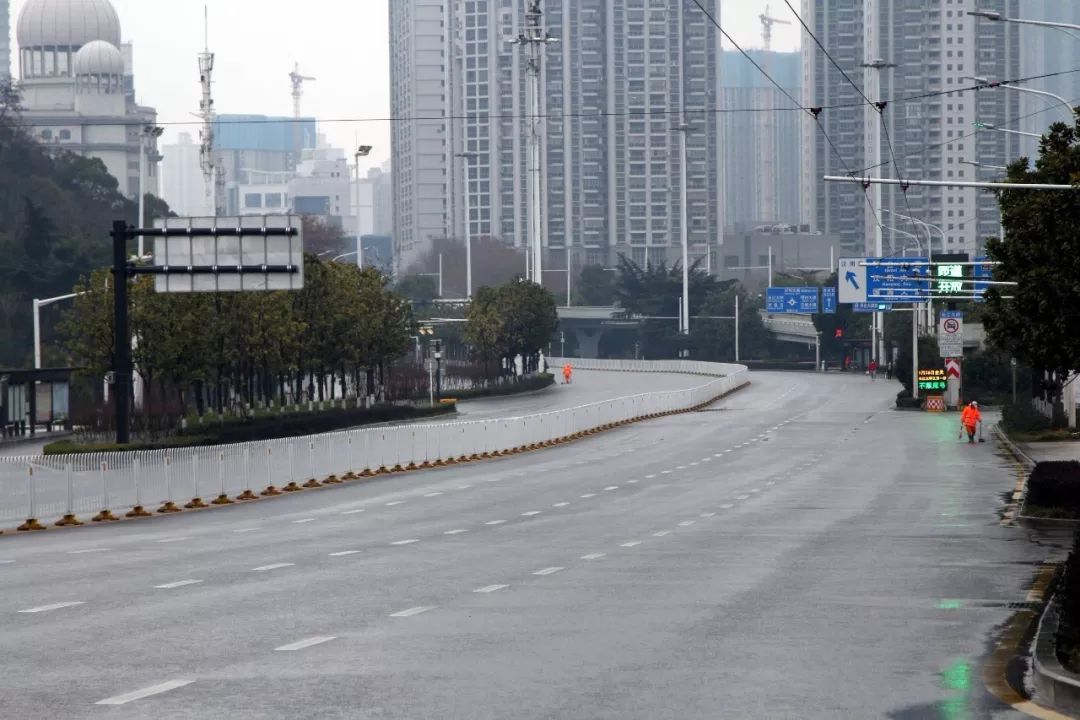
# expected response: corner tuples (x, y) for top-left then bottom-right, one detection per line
(34, 293), (82, 369)
(964, 75), (1074, 119)
(863, 55), (895, 367)
(138, 125), (164, 258)
(354, 145), (373, 270)
(455, 151), (477, 298)
(677, 120), (691, 338)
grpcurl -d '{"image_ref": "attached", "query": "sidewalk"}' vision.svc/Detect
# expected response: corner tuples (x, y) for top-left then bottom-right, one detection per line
(1020, 440), (1080, 463)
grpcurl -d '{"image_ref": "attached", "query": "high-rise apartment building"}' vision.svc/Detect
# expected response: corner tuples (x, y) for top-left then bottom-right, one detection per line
(389, 0), (725, 274)
(1016, 2), (1080, 159)
(721, 49), (802, 230)
(0, 0), (10, 79)
(801, 0), (1019, 257)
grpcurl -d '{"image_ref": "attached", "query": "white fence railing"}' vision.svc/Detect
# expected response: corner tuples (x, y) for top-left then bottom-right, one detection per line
(0, 361), (748, 530)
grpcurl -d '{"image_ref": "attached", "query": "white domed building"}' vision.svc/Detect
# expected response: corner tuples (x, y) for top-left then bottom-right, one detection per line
(16, 0), (158, 200)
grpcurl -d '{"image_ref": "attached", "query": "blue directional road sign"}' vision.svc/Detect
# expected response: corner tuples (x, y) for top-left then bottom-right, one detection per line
(852, 302), (893, 313)
(866, 257), (931, 301)
(822, 287), (837, 315)
(766, 287), (819, 314)
(973, 256), (992, 302)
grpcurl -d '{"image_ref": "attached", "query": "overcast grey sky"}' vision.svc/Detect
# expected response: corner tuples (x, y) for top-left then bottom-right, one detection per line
(10, 0), (800, 174)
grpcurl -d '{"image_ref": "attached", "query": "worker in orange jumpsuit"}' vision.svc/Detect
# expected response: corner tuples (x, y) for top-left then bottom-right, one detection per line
(563, 363), (573, 385)
(960, 401), (982, 443)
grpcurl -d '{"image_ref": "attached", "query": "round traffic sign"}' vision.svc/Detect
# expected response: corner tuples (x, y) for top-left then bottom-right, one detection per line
(943, 318), (960, 334)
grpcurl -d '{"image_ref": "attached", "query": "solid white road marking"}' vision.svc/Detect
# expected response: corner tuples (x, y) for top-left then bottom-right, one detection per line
(485, 520), (506, 526)
(424, 492), (443, 497)
(155, 537), (190, 544)
(620, 541), (642, 548)
(390, 606), (435, 617)
(391, 539), (420, 546)
(604, 486), (618, 491)
(385, 501), (404, 507)
(341, 509), (365, 515)
(581, 553), (606, 560)
(95, 680), (195, 706)
(653, 530), (670, 537)
(274, 636), (336, 652)
(553, 502), (570, 508)
(154, 580), (203, 590)
(474, 584), (508, 594)
(533, 567), (565, 576)
(679, 521), (695, 527)
(252, 563), (294, 572)
(292, 518), (315, 524)
(329, 550), (362, 557)
(444, 529), (469, 535)
(18, 601), (85, 614)
(580, 493), (597, 499)
(700, 512), (716, 518)
(68, 548), (108, 554)
(521, 511), (541, 517)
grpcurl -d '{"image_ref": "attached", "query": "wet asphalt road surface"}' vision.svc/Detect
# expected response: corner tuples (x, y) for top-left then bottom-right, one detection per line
(0, 370), (1066, 719)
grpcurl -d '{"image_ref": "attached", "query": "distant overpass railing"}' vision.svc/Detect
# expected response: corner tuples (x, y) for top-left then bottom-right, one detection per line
(0, 360), (748, 532)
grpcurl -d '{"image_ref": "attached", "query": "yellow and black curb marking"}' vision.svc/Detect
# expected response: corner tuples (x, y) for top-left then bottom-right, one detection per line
(994, 423), (1036, 527)
(1, 378), (748, 536)
(983, 561), (1073, 720)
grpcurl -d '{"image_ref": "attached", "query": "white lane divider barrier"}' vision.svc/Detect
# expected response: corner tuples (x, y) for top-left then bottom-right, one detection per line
(274, 636), (336, 652)
(95, 680), (195, 706)
(154, 580), (203, 590)
(390, 606), (435, 618)
(18, 601), (85, 614)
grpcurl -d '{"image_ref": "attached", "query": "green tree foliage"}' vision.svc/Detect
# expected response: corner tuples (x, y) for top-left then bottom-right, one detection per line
(464, 280), (558, 377)
(812, 272), (868, 360)
(574, 265), (616, 306)
(984, 118), (1080, 376)
(60, 255), (414, 418)
(693, 285), (775, 361)
(395, 274), (440, 305)
(0, 86), (173, 367)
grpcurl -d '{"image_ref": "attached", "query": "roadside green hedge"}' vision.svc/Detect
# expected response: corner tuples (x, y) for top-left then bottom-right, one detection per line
(44, 402), (457, 455)
(1058, 534), (1080, 671)
(1024, 461), (1080, 519)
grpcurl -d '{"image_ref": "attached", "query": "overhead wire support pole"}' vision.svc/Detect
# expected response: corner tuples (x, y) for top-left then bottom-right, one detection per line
(514, 1), (557, 286)
(825, 176), (1078, 191)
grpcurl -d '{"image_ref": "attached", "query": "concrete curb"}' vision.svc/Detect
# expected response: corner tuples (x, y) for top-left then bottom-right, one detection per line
(1032, 595), (1080, 715)
(995, 422), (1037, 471)
(997, 423), (1080, 525)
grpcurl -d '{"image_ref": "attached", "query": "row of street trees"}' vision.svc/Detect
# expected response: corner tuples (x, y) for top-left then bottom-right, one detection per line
(465, 280), (559, 378)
(61, 257), (414, 420)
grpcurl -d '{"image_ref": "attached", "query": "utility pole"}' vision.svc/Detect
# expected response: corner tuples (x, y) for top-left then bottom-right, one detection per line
(355, 145), (373, 269)
(137, 125), (163, 258)
(862, 40), (895, 366)
(197, 8), (222, 216)
(678, 120), (691, 339)
(514, 1), (557, 286)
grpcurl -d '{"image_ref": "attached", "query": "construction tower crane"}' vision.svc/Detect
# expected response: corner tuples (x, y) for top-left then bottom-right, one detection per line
(758, 5), (791, 225)
(289, 62), (316, 120)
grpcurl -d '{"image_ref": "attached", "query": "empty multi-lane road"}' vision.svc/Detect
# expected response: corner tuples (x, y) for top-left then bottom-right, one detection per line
(0, 369), (1063, 718)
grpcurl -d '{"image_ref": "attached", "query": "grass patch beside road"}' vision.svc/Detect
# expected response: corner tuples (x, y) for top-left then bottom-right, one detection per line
(1024, 461), (1080, 520)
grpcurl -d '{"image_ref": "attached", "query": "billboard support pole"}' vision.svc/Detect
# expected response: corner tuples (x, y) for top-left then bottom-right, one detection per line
(111, 220), (131, 445)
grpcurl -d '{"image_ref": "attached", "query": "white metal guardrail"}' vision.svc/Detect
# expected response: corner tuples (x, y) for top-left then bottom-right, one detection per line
(0, 360), (747, 531)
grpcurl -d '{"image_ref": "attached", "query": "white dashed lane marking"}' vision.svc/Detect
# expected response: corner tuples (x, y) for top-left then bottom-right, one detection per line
(533, 567), (565, 576)
(653, 531), (671, 537)
(581, 553), (606, 560)
(18, 601), (85, 614)
(620, 541), (642, 548)
(292, 518), (315, 524)
(521, 511), (541, 517)
(391, 539), (420, 546)
(580, 493), (597, 499)
(154, 580), (203, 590)
(68, 548), (108, 555)
(444, 529), (469, 535)
(95, 680), (195, 706)
(390, 606), (435, 618)
(700, 512), (716, 518)
(274, 636), (336, 652)
(233, 528), (260, 533)
(646, 474), (657, 479)
(252, 563), (294, 572)
(385, 501), (405, 507)
(735, 495), (750, 501)
(474, 585), (508, 594)
(340, 509), (365, 515)
(155, 537), (190, 544)
(553, 502), (570, 508)
(679, 521), (695, 527)
(329, 550), (362, 557)
(424, 492), (443, 498)
(485, 520), (507, 526)
(604, 486), (619, 491)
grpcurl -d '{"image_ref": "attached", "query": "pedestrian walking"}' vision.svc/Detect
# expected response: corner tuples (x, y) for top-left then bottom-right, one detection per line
(563, 363), (573, 385)
(959, 401), (982, 444)
(868, 359), (878, 381)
